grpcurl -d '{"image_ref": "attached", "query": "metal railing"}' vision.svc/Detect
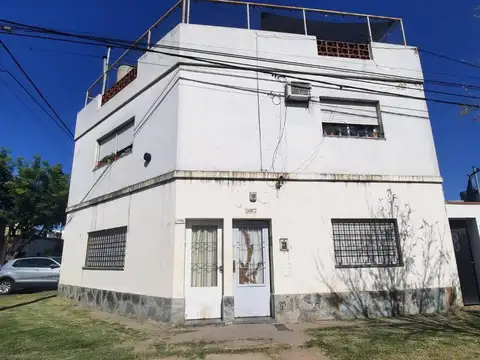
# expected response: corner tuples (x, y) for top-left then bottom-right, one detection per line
(85, 0), (185, 105)
(85, 0), (407, 106)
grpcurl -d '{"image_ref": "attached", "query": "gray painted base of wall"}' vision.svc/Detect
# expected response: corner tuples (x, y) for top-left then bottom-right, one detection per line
(273, 287), (459, 322)
(58, 284), (185, 324)
(59, 284), (459, 324)
(222, 296), (234, 324)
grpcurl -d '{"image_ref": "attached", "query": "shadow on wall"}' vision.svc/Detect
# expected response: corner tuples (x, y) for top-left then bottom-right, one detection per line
(313, 189), (461, 319)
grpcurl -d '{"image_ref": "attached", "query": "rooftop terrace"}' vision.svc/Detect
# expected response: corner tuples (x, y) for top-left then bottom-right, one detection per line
(86, 0), (407, 106)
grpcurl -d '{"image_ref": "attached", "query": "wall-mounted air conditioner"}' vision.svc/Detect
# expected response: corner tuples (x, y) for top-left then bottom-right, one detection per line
(285, 82), (311, 102)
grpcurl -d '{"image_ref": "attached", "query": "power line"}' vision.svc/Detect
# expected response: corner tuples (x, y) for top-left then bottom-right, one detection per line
(0, 40), (74, 138)
(4, 18), (480, 91)
(2, 20), (480, 110)
(0, 75), (51, 131)
(24, 43), (480, 101)
(419, 48), (480, 70)
(0, 67), (74, 140)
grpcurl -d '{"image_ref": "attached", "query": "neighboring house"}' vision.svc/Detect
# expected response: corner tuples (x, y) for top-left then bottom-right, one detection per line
(9, 237), (63, 259)
(445, 171), (480, 307)
(59, 1), (461, 323)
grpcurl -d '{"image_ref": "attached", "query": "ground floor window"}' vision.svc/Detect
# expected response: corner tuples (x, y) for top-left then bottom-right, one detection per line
(332, 219), (402, 268)
(84, 226), (127, 270)
(190, 226), (218, 287)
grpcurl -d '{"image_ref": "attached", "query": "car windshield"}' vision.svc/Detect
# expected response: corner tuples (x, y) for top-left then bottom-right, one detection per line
(51, 257), (62, 264)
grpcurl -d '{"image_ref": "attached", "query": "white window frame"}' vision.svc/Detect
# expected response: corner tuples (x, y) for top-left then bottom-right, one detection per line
(321, 98), (384, 139)
(95, 118), (134, 167)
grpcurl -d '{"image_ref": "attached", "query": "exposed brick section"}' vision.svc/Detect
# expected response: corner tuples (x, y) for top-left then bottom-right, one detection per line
(317, 40), (371, 60)
(101, 67), (138, 105)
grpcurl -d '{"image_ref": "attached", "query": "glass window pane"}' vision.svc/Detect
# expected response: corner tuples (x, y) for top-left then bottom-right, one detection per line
(237, 228), (264, 285)
(98, 134), (116, 160)
(191, 226), (218, 287)
(35, 259), (54, 268)
(116, 122), (134, 152)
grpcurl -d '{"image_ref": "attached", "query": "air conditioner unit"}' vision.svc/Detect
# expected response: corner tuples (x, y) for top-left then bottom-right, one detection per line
(285, 82), (311, 102)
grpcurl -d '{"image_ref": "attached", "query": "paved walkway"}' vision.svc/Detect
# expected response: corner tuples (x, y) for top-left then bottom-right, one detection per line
(167, 321), (330, 359)
(93, 310), (380, 359)
(92, 308), (339, 358)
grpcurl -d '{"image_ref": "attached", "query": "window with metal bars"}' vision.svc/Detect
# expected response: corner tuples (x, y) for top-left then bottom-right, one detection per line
(84, 226), (127, 270)
(332, 219), (402, 268)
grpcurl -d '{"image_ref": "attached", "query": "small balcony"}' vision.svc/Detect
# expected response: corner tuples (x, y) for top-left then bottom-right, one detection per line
(85, 0), (407, 106)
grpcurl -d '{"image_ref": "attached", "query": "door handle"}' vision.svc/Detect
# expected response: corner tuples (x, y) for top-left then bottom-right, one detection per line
(218, 265), (223, 273)
(233, 260), (236, 273)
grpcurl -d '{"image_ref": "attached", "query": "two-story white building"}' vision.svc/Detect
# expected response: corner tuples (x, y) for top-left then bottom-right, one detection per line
(59, 0), (461, 323)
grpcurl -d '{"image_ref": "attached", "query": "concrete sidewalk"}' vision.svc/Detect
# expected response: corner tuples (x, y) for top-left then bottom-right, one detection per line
(92, 309), (338, 359)
(163, 321), (330, 359)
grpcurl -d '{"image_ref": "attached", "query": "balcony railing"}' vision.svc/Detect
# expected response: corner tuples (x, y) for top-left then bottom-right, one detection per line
(85, 0), (407, 106)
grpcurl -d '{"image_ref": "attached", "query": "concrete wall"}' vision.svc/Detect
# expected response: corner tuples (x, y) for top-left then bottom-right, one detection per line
(69, 23), (439, 207)
(60, 183), (176, 298)
(446, 202), (480, 293)
(174, 180), (458, 299)
(61, 23), (454, 321)
(68, 27), (182, 207)
(176, 24), (439, 177)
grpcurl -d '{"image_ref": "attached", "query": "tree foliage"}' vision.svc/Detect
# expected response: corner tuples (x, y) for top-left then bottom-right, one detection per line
(0, 148), (69, 260)
(0, 149), (14, 228)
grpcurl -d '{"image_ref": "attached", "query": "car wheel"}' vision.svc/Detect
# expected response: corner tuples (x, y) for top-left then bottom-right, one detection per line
(0, 278), (14, 295)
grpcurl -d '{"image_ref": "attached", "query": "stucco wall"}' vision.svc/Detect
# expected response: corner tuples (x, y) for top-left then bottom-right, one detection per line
(60, 183), (176, 298)
(68, 27), (182, 207)
(176, 24), (439, 177)
(174, 180), (458, 299)
(69, 23), (439, 208)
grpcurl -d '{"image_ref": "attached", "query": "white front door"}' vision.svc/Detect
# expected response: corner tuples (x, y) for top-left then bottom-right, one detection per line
(185, 222), (223, 320)
(233, 221), (271, 318)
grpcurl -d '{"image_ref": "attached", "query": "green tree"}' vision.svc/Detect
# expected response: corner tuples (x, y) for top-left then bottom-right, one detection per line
(0, 149), (69, 262)
(0, 149), (14, 262)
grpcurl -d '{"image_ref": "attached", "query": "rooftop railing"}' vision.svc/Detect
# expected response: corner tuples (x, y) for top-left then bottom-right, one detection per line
(85, 0), (407, 106)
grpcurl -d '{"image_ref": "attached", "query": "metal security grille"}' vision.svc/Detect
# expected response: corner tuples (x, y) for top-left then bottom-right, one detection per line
(85, 226), (127, 270)
(332, 219), (401, 268)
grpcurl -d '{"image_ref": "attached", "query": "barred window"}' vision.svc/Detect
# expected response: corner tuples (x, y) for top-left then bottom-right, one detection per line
(85, 226), (127, 270)
(332, 219), (402, 268)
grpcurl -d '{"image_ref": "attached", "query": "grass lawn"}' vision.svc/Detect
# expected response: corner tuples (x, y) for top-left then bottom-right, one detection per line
(306, 310), (480, 360)
(0, 291), (149, 360)
(0, 290), (281, 360)
(3, 290), (480, 360)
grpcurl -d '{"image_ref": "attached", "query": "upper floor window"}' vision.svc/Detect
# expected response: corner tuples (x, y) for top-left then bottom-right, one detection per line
(321, 99), (383, 139)
(96, 118), (134, 169)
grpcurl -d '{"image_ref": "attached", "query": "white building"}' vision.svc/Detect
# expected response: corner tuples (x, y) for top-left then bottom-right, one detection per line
(59, 1), (463, 323)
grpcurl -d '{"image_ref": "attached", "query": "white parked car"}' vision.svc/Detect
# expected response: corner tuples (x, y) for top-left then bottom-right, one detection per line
(0, 257), (61, 294)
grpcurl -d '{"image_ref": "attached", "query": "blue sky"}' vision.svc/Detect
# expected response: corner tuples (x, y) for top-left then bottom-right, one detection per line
(1, 0), (479, 200)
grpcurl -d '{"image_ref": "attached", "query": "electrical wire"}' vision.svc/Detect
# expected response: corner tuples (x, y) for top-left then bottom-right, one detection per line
(4, 18), (480, 91)
(419, 48), (480, 70)
(2, 28), (479, 111)
(24, 43), (480, 101)
(0, 75), (51, 132)
(0, 67), (74, 140)
(0, 40), (74, 138)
